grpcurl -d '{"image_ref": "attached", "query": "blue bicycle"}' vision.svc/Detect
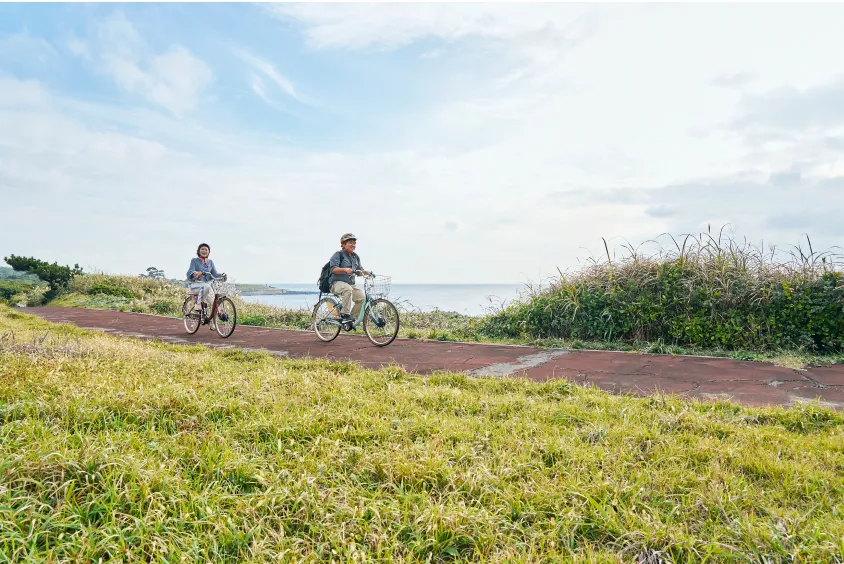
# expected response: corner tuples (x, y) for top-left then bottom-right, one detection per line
(312, 273), (400, 346)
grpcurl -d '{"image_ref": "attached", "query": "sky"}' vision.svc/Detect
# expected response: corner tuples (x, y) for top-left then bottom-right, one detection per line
(1, 2), (843, 285)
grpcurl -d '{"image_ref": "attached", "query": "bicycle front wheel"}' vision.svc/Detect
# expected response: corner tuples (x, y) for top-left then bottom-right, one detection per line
(182, 296), (200, 334)
(215, 297), (237, 338)
(313, 297), (342, 342)
(363, 299), (400, 346)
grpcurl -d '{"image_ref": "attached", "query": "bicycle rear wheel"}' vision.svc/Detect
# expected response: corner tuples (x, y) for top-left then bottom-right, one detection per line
(215, 297), (237, 338)
(363, 299), (400, 346)
(182, 296), (200, 334)
(313, 297), (342, 342)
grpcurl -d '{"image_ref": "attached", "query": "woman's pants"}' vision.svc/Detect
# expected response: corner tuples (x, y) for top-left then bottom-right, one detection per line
(189, 282), (214, 306)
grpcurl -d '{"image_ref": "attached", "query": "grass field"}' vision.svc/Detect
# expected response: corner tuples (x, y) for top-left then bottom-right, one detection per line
(1, 305), (842, 562)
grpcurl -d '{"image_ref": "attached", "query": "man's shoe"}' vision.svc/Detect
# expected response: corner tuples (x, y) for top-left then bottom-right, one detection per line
(341, 314), (354, 330)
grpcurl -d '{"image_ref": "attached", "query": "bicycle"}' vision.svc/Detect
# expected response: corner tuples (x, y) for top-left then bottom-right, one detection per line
(182, 274), (238, 338)
(312, 273), (400, 346)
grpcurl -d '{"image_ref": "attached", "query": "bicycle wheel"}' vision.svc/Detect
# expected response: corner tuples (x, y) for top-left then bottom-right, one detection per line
(313, 297), (342, 342)
(183, 296), (200, 334)
(214, 297), (237, 338)
(363, 299), (400, 346)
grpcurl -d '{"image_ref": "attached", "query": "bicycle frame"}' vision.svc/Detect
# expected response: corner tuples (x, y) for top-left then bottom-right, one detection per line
(191, 276), (228, 321)
(321, 290), (381, 327)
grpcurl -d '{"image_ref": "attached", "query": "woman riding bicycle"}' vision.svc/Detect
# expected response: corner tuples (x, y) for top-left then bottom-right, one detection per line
(186, 243), (225, 322)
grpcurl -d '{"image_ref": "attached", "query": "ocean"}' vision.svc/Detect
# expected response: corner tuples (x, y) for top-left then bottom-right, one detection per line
(240, 284), (527, 316)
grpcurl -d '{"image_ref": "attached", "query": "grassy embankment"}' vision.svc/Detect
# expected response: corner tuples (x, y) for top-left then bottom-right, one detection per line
(4, 230), (843, 368)
(1, 305), (842, 561)
(482, 232), (844, 369)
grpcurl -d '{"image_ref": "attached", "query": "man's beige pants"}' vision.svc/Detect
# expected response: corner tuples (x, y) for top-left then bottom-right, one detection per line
(331, 281), (365, 317)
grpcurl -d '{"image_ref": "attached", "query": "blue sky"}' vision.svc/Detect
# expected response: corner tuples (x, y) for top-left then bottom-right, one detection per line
(2, 3), (844, 284)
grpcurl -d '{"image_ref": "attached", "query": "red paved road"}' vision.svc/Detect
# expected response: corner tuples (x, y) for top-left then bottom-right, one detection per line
(24, 306), (844, 410)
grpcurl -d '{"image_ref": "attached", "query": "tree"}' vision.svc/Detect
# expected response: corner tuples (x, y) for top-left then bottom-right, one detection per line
(140, 266), (166, 279)
(4, 254), (83, 293)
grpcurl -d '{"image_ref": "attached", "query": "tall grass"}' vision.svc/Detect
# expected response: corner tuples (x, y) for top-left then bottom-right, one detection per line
(481, 229), (844, 352)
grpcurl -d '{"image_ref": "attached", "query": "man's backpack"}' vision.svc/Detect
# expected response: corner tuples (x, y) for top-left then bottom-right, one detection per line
(317, 262), (332, 293)
(318, 252), (360, 294)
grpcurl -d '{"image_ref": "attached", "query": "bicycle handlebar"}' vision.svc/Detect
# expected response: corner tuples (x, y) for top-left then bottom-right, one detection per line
(194, 273), (228, 282)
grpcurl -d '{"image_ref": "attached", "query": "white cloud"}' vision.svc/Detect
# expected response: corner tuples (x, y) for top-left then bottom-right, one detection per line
(73, 12), (214, 116)
(0, 29), (57, 68)
(233, 48), (309, 106)
(249, 74), (270, 104)
(0, 77), (49, 108)
(66, 36), (90, 59)
(265, 3), (844, 269)
(266, 3), (600, 51)
(0, 74), (639, 284)
(4, 4), (844, 285)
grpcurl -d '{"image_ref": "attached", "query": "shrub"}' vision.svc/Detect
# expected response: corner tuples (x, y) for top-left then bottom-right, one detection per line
(0, 282), (32, 304)
(22, 286), (49, 307)
(480, 229), (844, 352)
(150, 300), (178, 316)
(87, 283), (136, 299)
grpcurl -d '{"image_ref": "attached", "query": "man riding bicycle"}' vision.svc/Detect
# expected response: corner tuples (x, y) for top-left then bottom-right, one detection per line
(186, 243), (226, 328)
(329, 233), (371, 329)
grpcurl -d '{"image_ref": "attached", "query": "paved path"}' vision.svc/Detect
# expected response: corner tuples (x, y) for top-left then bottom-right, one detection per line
(23, 307), (844, 410)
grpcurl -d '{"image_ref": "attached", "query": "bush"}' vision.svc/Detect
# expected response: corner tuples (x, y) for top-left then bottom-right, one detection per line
(150, 300), (178, 316)
(0, 282), (33, 304)
(22, 286), (49, 307)
(87, 283), (136, 299)
(480, 230), (844, 352)
(68, 273), (183, 297)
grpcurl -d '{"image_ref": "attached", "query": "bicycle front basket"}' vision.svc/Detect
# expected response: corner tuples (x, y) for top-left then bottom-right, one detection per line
(211, 280), (240, 297)
(365, 275), (391, 299)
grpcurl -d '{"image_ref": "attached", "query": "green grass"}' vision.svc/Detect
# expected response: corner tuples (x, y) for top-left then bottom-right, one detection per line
(1, 305), (843, 561)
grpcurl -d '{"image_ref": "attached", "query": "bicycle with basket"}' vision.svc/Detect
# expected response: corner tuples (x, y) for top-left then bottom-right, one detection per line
(312, 271), (400, 346)
(181, 274), (238, 338)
